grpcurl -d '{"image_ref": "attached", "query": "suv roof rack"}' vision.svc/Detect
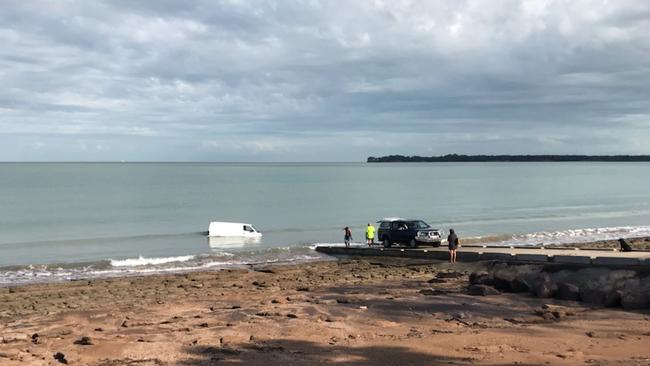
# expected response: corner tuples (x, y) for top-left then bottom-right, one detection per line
(378, 217), (407, 222)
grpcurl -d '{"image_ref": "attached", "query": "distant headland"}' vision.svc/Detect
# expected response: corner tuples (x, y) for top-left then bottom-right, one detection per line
(367, 154), (650, 163)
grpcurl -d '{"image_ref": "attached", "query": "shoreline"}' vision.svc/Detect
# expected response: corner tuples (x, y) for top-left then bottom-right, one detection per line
(2, 235), (650, 289)
(1, 255), (649, 365)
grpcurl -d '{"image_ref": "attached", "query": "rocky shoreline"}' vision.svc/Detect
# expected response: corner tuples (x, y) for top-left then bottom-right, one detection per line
(467, 262), (650, 310)
(1, 257), (650, 365)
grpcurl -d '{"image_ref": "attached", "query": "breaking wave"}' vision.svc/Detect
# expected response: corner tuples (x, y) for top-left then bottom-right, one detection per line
(110, 255), (195, 267)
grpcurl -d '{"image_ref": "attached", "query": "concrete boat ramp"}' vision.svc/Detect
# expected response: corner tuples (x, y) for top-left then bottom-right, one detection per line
(315, 244), (650, 269)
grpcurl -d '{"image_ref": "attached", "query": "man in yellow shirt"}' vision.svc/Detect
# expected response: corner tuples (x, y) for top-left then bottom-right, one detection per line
(366, 223), (375, 247)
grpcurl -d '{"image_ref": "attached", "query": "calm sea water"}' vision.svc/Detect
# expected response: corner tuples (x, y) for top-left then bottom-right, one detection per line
(1, 162), (650, 285)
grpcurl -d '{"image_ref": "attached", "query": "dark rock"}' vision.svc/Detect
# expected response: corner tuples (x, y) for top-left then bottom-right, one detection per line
(467, 284), (500, 296)
(621, 292), (649, 310)
(535, 282), (556, 298)
(120, 319), (129, 328)
(580, 288), (607, 305)
(53, 352), (68, 364)
(254, 267), (276, 274)
(472, 273), (495, 286)
(419, 288), (446, 296)
(510, 277), (530, 293)
(427, 278), (446, 284)
(556, 283), (581, 301)
(436, 271), (463, 279)
(94, 328), (103, 332)
(296, 287), (311, 292)
(535, 304), (575, 320)
(73, 336), (93, 346)
(31, 333), (39, 344)
(286, 313), (298, 318)
(604, 290), (623, 308)
(469, 271), (488, 284)
(336, 298), (350, 304)
(493, 273), (514, 291)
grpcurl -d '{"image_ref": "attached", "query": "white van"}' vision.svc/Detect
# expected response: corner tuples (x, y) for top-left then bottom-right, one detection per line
(208, 221), (262, 238)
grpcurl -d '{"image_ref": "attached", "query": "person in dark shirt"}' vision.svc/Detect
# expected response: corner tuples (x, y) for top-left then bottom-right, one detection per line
(343, 227), (353, 248)
(447, 229), (460, 263)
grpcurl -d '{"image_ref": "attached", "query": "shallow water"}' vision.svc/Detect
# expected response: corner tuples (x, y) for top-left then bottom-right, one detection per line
(1, 162), (649, 284)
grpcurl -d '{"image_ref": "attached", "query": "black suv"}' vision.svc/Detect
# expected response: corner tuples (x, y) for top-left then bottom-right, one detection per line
(377, 218), (442, 248)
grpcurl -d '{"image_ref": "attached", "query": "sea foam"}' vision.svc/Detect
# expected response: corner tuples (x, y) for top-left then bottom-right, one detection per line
(110, 255), (195, 267)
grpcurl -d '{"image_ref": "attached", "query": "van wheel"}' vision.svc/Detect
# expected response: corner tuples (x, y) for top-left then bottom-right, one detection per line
(432, 241), (441, 248)
(382, 238), (391, 248)
(409, 239), (417, 248)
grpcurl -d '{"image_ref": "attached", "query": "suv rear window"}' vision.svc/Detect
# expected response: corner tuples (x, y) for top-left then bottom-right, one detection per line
(409, 221), (430, 229)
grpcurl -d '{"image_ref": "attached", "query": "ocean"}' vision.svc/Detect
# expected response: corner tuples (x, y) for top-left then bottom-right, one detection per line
(1, 162), (649, 285)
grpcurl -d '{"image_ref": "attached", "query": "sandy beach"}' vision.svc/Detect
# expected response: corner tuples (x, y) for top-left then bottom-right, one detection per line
(1, 253), (650, 366)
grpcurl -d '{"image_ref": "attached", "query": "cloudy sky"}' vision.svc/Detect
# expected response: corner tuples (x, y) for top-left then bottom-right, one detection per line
(1, 1), (649, 161)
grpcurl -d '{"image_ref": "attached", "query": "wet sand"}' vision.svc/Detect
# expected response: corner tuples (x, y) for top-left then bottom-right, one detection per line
(1, 257), (650, 366)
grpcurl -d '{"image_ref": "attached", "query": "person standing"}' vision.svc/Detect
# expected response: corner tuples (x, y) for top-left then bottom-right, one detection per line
(366, 223), (375, 247)
(447, 228), (460, 263)
(343, 226), (353, 248)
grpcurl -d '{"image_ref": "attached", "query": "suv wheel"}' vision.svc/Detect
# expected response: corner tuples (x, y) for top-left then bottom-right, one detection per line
(409, 239), (417, 248)
(382, 237), (391, 248)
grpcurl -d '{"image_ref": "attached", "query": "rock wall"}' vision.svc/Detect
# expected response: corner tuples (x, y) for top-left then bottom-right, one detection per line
(469, 263), (650, 309)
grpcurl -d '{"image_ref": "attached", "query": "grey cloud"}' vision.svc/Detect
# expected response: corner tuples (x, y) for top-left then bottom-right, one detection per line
(0, 0), (649, 161)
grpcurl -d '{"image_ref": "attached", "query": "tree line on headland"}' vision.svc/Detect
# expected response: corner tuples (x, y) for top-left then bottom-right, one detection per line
(367, 154), (650, 163)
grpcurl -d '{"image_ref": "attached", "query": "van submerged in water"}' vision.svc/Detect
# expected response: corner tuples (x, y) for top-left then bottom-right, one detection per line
(207, 221), (262, 238)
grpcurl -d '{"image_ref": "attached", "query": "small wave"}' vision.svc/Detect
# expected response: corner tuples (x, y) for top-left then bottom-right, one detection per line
(110, 255), (195, 267)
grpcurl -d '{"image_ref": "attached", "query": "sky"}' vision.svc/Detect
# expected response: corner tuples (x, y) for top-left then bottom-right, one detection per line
(1, 0), (649, 162)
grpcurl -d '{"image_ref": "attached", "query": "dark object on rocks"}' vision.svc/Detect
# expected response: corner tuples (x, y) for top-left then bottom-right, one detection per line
(31, 333), (39, 344)
(419, 288), (446, 296)
(53, 352), (68, 364)
(605, 290), (623, 308)
(580, 288), (607, 305)
(296, 286), (311, 292)
(621, 291), (648, 310)
(74, 336), (93, 346)
(556, 283), (581, 301)
(469, 272), (494, 286)
(535, 281), (556, 298)
(286, 313), (298, 318)
(619, 238), (633, 252)
(467, 284), (500, 296)
(509, 277), (530, 293)
(121, 319), (129, 328)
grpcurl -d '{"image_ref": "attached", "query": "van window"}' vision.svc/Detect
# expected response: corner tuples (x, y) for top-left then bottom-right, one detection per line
(243, 225), (254, 232)
(380, 222), (390, 229)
